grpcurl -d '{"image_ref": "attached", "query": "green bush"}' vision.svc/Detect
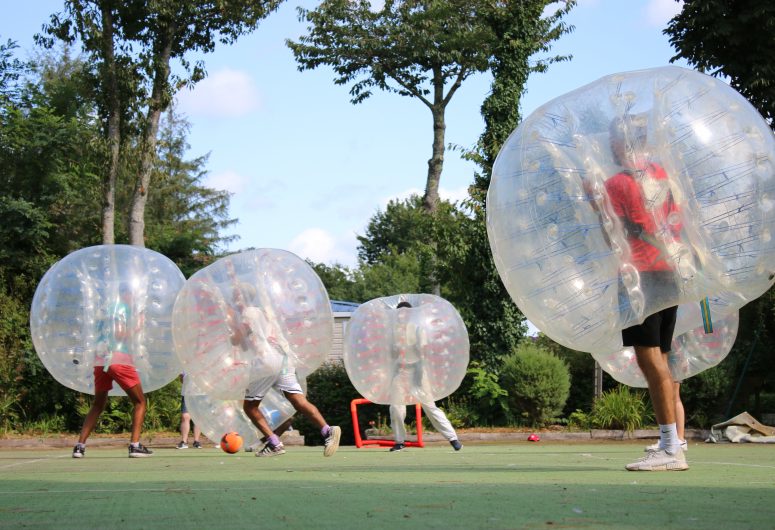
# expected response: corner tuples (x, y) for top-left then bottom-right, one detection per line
(293, 362), (362, 446)
(681, 364), (732, 428)
(591, 385), (653, 432)
(567, 409), (592, 431)
(454, 362), (509, 427)
(67, 378), (183, 436)
(499, 343), (570, 427)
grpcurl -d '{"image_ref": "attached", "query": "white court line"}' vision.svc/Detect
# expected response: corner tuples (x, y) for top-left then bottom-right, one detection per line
(0, 485), (329, 495)
(0, 454), (70, 470)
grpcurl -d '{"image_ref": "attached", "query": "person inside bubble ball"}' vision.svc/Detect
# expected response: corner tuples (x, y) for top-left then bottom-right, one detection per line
(388, 301), (462, 452)
(177, 374), (202, 449)
(229, 282), (341, 458)
(604, 114), (688, 471)
(72, 283), (153, 459)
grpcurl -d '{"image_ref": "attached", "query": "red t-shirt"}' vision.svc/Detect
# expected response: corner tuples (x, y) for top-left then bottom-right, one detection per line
(604, 162), (681, 272)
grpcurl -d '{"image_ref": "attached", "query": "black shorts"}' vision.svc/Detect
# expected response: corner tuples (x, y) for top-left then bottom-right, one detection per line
(621, 305), (678, 353)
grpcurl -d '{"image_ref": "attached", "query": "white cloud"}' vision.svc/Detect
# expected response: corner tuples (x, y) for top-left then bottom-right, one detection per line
(289, 228), (358, 266)
(440, 185), (470, 205)
(176, 68), (260, 118)
(644, 0), (683, 28)
(205, 170), (250, 194)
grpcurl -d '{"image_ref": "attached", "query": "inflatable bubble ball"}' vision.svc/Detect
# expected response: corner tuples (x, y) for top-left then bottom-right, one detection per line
(183, 375), (296, 451)
(172, 249), (332, 400)
(592, 304), (739, 387)
(487, 65), (775, 355)
(343, 294), (469, 406)
(30, 244), (185, 395)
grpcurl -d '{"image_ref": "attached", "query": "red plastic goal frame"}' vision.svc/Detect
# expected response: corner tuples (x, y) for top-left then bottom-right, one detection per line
(350, 397), (424, 448)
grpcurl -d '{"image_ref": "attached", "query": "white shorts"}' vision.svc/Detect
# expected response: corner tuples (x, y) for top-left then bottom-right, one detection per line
(244, 371), (303, 401)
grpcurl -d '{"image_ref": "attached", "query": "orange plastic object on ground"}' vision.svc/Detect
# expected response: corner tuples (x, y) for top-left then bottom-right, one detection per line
(351, 397), (424, 448)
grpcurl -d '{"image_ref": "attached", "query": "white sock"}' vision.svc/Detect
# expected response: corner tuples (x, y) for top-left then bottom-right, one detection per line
(659, 423), (679, 454)
(130, 442), (140, 448)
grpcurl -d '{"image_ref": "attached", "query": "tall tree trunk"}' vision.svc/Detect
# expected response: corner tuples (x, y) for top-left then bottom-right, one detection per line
(422, 68), (446, 215)
(423, 68), (448, 296)
(100, 3), (120, 245)
(128, 28), (174, 247)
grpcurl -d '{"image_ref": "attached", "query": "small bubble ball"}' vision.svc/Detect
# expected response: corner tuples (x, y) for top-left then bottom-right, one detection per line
(592, 304), (739, 387)
(183, 375), (295, 451)
(343, 294), (469, 405)
(30, 245), (185, 395)
(487, 66), (775, 357)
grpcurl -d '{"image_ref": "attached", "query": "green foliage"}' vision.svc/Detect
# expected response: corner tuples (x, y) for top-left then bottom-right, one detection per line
(0, 45), (236, 433)
(288, 0), (493, 106)
(567, 409), (591, 431)
(499, 342), (570, 427)
(665, 0), (775, 125)
(681, 365), (732, 428)
(293, 362), (361, 446)
(456, 362), (509, 426)
(591, 386), (653, 432)
(533, 334), (617, 415)
(143, 108), (236, 274)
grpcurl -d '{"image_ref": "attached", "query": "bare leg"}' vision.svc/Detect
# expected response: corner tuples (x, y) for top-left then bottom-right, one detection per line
(180, 411), (191, 443)
(284, 393), (326, 430)
(193, 422), (201, 443)
(125, 383), (147, 444)
(78, 391), (109, 444)
(674, 381), (685, 441)
(634, 345), (675, 425)
(243, 400), (274, 439)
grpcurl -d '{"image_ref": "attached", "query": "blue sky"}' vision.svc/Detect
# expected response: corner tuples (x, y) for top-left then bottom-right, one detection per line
(2, 0), (686, 267)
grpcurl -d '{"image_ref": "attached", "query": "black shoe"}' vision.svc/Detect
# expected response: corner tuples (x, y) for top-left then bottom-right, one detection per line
(176, 441), (188, 449)
(128, 443), (153, 458)
(389, 443), (405, 452)
(192, 441), (202, 449)
(450, 439), (463, 451)
(72, 444), (85, 458)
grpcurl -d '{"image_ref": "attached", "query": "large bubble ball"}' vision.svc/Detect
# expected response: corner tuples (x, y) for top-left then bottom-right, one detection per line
(487, 65), (775, 354)
(183, 376), (295, 450)
(592, 304), (739, 387)
(172, 249), (332, 400)
(30, 244), (185, 395)
(343, 294), (469, 406)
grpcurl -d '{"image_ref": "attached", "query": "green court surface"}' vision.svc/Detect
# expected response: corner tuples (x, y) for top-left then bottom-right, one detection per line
(0, 441), (773, 529)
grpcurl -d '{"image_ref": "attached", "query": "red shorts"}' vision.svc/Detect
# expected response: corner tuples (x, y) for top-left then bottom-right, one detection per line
(94, 365), (141, 393)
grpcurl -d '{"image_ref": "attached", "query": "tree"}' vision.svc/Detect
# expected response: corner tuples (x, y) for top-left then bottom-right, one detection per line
(40, 0), (284, 246)
(288, 0), (495, 214)
(143, 107), (236, 276)
(1, 38), (25, 105)
(455, 1), (575, 366)
(0, 48), (240, 431)
(665, 0), (775, 126)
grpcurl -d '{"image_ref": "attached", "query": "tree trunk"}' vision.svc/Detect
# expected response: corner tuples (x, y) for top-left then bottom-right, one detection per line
(423, 69), (446, 214)
(424, 68), (447, 296)
(128, 28), (174, 247)
(100, 4), (120, 245)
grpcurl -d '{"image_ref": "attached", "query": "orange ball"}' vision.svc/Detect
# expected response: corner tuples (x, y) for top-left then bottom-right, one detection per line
(220, 432), (243, 453)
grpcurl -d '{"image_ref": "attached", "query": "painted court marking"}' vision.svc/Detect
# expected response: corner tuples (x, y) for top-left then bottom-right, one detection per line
(0, 454), (70, 470)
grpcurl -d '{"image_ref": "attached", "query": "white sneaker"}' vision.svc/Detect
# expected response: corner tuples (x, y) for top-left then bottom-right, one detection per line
(256, 443), (285, 457)
(627, 448), (688, 471)
(323, 426), (341, 457)
(645, 439), (688, 452)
